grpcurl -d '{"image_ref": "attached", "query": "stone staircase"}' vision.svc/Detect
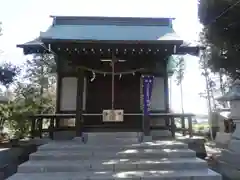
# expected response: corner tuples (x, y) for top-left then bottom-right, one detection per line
(7, 132), (221, 180)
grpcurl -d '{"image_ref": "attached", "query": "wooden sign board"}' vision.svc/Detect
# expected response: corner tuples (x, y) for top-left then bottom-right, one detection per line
(102, 109), (124, 122)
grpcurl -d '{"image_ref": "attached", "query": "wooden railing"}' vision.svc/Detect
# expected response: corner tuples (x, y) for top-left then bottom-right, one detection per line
(29, 113), (194, 139)
(148, 113), (194, 138)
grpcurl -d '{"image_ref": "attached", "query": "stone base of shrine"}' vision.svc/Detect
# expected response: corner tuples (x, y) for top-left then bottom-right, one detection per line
(217, 139), (240, 180)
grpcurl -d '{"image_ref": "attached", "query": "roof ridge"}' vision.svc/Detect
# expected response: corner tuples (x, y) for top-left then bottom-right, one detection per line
(50, 15), (175, 20)
(51, 16), (174, 27)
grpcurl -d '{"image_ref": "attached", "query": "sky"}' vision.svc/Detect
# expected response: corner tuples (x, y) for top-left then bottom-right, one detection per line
(0, 0), (208, 114)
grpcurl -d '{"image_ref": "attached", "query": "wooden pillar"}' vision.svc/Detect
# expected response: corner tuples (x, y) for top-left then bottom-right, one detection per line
(37, 118), (43, 138)
(170, 117), (176, 138)
(164, 60), (170, 112)
(143, 115), (150, 136)
(181, 116), (186, 136)
(75, 70), (84, 137)
(164, 59), (170, 129)
(188, 116), (193, 137)
(49, 117), (55, 139)
(30, 117), (36, 139)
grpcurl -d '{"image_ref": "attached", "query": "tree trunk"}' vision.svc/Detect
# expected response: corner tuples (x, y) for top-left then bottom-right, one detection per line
(180, 81), (184, 114)
(39, 59), (44, 114)
(219, 71), (227, 108)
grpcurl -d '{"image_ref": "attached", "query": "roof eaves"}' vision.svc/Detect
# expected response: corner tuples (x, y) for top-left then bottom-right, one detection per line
(16, 38), (43, 48)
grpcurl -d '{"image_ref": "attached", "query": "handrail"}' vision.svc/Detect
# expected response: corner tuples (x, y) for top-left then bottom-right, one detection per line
(31, 113), (195, 118)
(29, 112), (194, 139)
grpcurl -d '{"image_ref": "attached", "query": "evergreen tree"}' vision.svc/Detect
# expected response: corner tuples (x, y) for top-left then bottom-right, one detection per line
(24, 54), (56, 113)
(174, 56), (186, 113)
(2, 54), (57, 139)
(198, 0), (240, 78)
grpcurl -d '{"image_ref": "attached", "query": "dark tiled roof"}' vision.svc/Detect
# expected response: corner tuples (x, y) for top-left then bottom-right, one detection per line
(37, 16), (181, 42)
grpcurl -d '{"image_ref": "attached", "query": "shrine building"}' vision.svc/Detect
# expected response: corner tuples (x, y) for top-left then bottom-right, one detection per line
(17, 16), (199, 139)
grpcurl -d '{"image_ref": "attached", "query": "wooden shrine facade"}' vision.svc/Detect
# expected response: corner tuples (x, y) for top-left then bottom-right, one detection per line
(18, 16), (200, 138)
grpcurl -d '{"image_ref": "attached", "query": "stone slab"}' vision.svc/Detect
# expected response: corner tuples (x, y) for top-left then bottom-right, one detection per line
(30, 149), (196, 160)
(18, 158), (207, 173)
(7, 169), (222, 180)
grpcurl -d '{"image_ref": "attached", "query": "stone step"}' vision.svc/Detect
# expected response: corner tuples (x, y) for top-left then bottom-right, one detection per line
(17, 158), (207, 173)
(74, 138), (142, 145)
(8, 169), (222, 180)
(80, 138), (142, 144)
(86, 132), (141, 138)
(38, 141), (188, 151)
(73, 132), (150, 144)
(150, 130), (172, 137)
(30, 149), (196, 160)
(79, 132), (142, 142)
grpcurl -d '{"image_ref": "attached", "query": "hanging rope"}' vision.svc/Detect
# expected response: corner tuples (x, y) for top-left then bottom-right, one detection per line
(76, 65), (145, 75)
(90, 71), (96, 82)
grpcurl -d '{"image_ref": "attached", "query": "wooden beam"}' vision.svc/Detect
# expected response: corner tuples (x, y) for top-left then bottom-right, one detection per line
(51, 43), (176, 56)
(75, 70), (84, 137)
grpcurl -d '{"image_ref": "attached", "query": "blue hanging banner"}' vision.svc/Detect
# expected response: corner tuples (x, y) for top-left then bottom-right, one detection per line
(143, 75), (154, 116)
